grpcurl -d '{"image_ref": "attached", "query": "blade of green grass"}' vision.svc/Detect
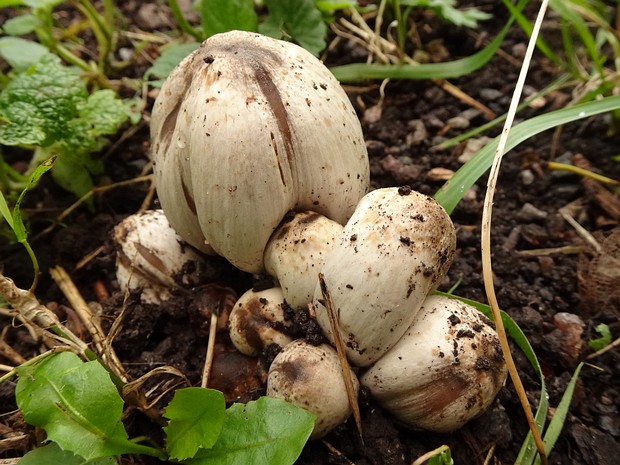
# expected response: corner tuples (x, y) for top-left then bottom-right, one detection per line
(0, 190), (13, 229)
(434, 95), (620, 214)
(330, 0), (529, 82)
(534, 362), (584, 465)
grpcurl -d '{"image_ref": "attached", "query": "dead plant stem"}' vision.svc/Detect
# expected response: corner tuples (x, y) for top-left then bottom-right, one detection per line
(480, 1), (549, 464)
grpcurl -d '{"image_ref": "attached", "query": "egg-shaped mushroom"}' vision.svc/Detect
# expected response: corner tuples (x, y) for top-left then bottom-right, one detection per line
(267, 339), (359, 439)
(361, 295), (508, 432)
(229, 287), (293, 357)
(151, 31), (369, 273)
(313, 187), (457, 366)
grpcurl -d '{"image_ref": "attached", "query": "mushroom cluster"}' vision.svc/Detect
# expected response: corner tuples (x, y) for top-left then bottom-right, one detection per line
(143, 30), (507, 439)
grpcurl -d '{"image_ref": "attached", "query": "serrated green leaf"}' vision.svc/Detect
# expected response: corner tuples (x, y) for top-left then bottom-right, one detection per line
(19, 442), (118, 465)
(260, 0), (327, 56)
(76, 90), (132, 137)
(201, 0), (258, 37)
(2, 14), (40, 36)
(15, 351), (154, 460)
(144, 42), (200, 87)
(186, 397), (315, 465)
(0, 55), (86, 147)
(163, 387), (226, 460)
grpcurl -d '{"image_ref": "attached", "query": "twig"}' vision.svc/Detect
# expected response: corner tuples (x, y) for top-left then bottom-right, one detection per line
(479, 2), (549, 464)
(201, 312), (218, 389)
(49, 266), (128, 382)
(586, 336), (620, 360)
(319, 273), (363, 439)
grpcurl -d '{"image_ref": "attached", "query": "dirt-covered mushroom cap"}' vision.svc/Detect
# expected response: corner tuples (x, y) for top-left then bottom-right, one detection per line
(150, 31), (369, 273)
(113, 209), (204, 304)
(264, 211), (343, 309)
(313, 187), (457, 366)
(361, 295), (508, 432)
(229, 287), (293, 356)
(267, 339), (359, 439)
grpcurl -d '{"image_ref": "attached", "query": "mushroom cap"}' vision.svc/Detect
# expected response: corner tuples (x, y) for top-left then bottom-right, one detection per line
(228, 287), (293, 356)
(361, 295), (508, 432)
(313, 187), (457, 366)
(267, 339), (359, 439)
(151, 31), (369, 273)
(113, 209), (204, 304)
(264, 211), (343, 309)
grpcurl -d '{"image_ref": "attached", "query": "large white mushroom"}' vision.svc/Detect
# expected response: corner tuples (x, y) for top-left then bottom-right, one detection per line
(150, 30), (369, 274)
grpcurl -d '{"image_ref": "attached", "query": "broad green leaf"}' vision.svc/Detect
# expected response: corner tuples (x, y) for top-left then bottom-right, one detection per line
(260, 0), (327, 56)
(144, 42), (200, 87)
(164, 387), (226, 460)
(399, 0), (491, 28)
(15, 351), (158, 460)
(76, 90), (133, 137)
(0, 55), (86, 147)
(186, 397), (315, 465)
(19, 443), (117, 465)
(434, 95), (620, 214)
(330, 0), (526, 82)
(2, 14), (40, 36)
(201, 0), (258, 37)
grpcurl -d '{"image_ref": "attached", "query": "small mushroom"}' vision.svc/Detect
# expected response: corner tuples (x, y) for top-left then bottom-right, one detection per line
(267, 339), (359, 439)
(264, 211), (343, 309)
(228, 287), (293, 356)
(361, 295), (508, 432)
(151, 31), (369, 273)
(313, 187), (457, 366)
(113, 209), (205, 304)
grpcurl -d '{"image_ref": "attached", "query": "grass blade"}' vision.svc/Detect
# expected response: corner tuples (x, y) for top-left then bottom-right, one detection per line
(434, 95), (620, 214)
(330, 0), (529, 82)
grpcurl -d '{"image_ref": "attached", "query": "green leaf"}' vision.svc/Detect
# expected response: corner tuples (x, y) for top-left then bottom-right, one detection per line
(0, 0), (26, 6)
(144, 42), (200, 87)
(164, 387), (226, 460)
(76, 90), (133, 137)
(19, 443), (117, 465)
(0, 55), (87, 147)
(22, 0), (64, 9)
(50, 153), (97, 200)
(434, 95), (620, 214)
(15, 351), (158, 460)
(2, 14), (40, 36)
(260, 0), (327, 56)
(0, 190), (14, 229)
(399, 0), (491, 28)
(201, 0), (258, 37)
(588, 323), (612, 350)
(186, 397), (315, 465)
(12, 155), (55, 243)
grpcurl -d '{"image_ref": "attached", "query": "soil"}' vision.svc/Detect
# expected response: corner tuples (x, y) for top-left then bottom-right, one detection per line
(1, 2), (620, 465)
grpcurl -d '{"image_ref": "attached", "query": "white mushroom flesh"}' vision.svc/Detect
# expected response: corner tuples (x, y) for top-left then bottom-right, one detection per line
(313, 187), (457, 366)
(361, 295), (508, 432)
(151, 31), (369, 273)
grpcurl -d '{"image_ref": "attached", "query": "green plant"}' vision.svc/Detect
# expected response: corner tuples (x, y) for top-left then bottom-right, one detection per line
(5, 350), (315, 464)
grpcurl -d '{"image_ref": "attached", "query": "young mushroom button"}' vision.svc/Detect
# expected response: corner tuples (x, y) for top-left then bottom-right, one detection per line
(313, 187), (457, 366)
(150, 31), (369, 274)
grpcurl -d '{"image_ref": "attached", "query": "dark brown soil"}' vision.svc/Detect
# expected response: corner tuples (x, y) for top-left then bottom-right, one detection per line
(1, 2), (619, 464)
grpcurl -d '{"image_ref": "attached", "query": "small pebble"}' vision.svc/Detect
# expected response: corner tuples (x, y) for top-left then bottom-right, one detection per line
(519, 169), (535, 185)
(516, 203), (548, 222)
(479, 88), (503, 101)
